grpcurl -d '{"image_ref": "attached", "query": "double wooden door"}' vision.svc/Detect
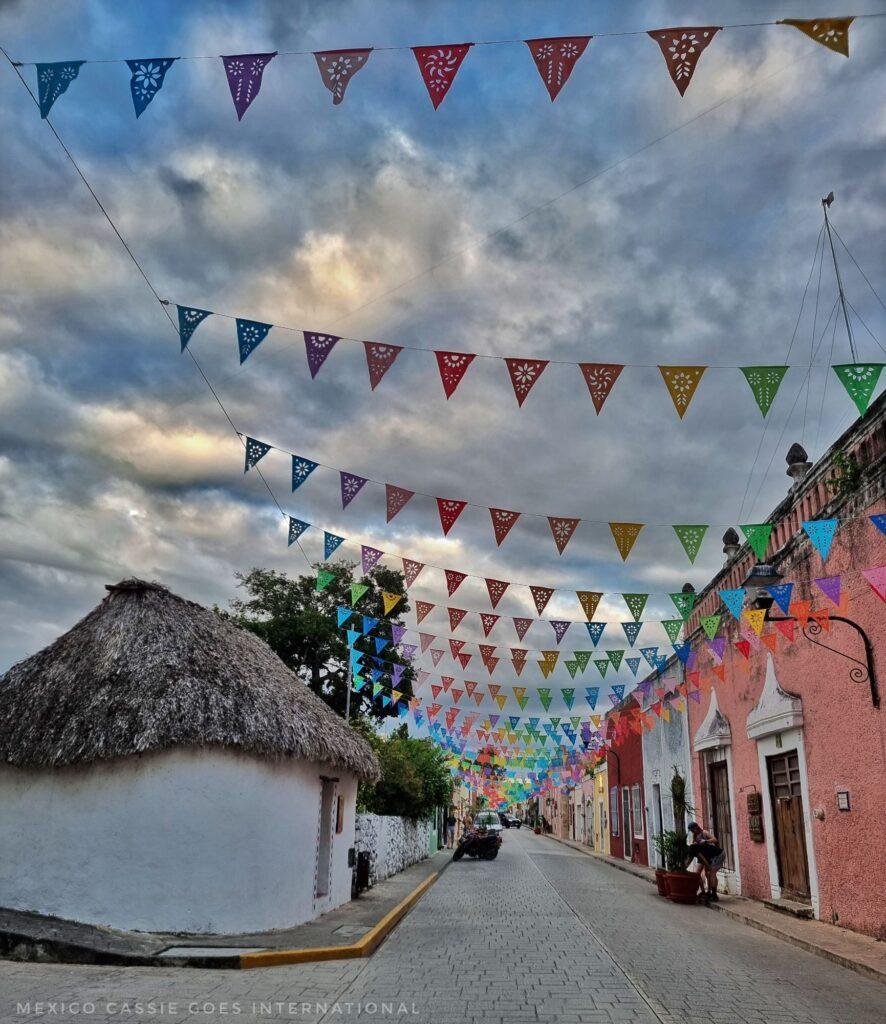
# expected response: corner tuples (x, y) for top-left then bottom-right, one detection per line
(767, 751), (811, 900)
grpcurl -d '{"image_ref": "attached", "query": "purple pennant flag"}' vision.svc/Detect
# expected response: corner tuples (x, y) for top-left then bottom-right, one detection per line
(391, 624), (407, 645)
(688, 688), (701, 704)
(550, 620), (571, 644)
(221, 52), (277, 120)
(707, 636), (727, 661)
(814, 575), (842, 607)
(489, 714), (499, 728)
(637, 679), (655, 699)
(303, 332), (341, 378)
(392, 663), (405, 684)
(340, 471), (367, 508)
(400, 644), (417, 661)
(361, 544), (384, 574)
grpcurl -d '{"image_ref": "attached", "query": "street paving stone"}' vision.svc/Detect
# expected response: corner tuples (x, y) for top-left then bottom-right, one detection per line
(2, 829), (884, 1024)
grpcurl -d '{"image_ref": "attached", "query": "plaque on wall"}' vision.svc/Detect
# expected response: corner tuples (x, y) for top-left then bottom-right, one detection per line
(747, 791), (764, 842)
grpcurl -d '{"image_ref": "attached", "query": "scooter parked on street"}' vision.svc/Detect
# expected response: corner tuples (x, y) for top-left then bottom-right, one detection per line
(452, 825), (502, 861)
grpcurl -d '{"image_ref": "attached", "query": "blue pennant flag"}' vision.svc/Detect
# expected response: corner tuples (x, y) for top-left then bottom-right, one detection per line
(176, 305), (211, 351)
(413, 710), (425, 728)
(654, 654), (668, 672)
(766, 582), (794, 615)
(871, 514), (886, 536)
(380, 694), (391, 708)
(374, 636), (389, 655)
(337, 606), (353, 628)
(609, 684), (626, 703)
(528, 717), (540, 729)
(719, 588), (746, 620)
(802, 519), (838, 561)
(346, 629), (361, 648)
(584, 687), (599, 709)
(236, 318), (272, 363)
(509, 716), (521, 729)
(36, 61), (84, 118)
(127, 57), (177, 117)
(621, 621), (642, 647)
(673, 641), (692, 665)
(244, 436), (271, 472)
(287, 516), (309, 546)
(625, 656), (641, 676)
(369, 668), (382, 684)
(586, 621), (606, 646)
(362, 615), (379, 635)
(640, 646), (660, 669)
(349, 648), (364, 668)
(324, 531), (345, 559)
(397, 701), (409, 719)
(291, 456), (318, 492)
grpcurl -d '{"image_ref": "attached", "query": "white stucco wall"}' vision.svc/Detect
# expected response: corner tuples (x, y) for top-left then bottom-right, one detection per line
(0, 748), (358, 934)
(355, 813), (430, 885)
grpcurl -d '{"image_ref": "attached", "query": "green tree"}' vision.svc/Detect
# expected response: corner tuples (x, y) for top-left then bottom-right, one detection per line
(357, 725), (452, 820)
(229, 561), (414, 721)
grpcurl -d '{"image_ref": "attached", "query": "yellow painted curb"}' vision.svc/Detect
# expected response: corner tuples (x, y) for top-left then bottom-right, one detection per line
(240, 870), (440, 969)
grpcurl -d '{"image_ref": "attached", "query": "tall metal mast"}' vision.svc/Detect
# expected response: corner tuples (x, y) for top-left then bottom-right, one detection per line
(821, 191), (858, 362)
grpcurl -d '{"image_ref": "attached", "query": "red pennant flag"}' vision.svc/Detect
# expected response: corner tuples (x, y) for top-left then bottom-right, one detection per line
(480, 644), (497, 661)
(510, 648), (527, 664)
(578, 363), (624, 414)
(647, 27), (720, 97)
(444, 568), (467, 596)
(386, 484), (414, 522)
(504, 358), (549, 406)
(431, 684), (442, 699)
(456, 652), (472, 669)
(710, 663), (725, 682)
(530, 586), (554, 616)
(464, 680), (478, 697)
(512, 658), (526, 676)
(548, 516), (580, 555)
(448, 607), (468, 631)
(485, 658), (499, 675)
(441, 676), (454, 692)
(415, 600), (434, 624)
(412, 43), (472, 108)
(438, 498), (467, 536)
(364, 342), (402, 389)
(487, 683), (501, 698)
(435, 351), (476, 398)
(452, 688), (463, 704)
(485, 578), (510, 608)
(525, 36), (591, 101)
(490, 507), (521, 546)
(480, 613), (500, 637)
(402, 558), (425, 588)
(449, 639), (465, 657)
(735, 639), (751, 660)
(810, 608), (830, 632)
(314, 49), (372, 105)
(419, 632), (434, 652)
(473, 692), (484, 705)
(513, 617), (533, 640)
(773, 618), (795, 642)
(427, 702), (442, 720)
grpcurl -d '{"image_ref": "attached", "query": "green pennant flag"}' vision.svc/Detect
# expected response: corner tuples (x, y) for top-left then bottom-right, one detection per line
(662, 618), (683, 644)
(548, 717), (561, 730)
(574, 650), (592, 672)
(700, 613), (722, 640)
(740, 366), (789, 417)
(594, 658), (610, 678)
(316, 569), (335, 592)
(670, 591), (696, 621)
(673, 524), (708, 564)
(372, 681), (384, 697)
(561, 687), (576, 708)
(564, 660), (579, 679)
(741, 523), (773, 561)
(607, 649), (624, 671)
(570, 716), (582, 729)
(516, 691), (529, 710)
(832, 363), (884, 416)
(350, 582), (370, 604)
(538, 687), (553, 711)
(622, 593), (648, 621)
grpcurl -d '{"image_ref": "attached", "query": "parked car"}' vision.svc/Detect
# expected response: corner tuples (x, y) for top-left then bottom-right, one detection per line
(473, 810), (503, 834)
(499, 812), (522, 829)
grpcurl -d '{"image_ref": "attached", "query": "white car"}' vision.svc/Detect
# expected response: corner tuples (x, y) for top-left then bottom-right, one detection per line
(473, 810), (504, 834)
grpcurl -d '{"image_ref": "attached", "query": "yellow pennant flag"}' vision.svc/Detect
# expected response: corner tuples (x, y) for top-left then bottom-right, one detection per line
(674, 698), (686, 713)
(542, 650), (560, 667)
(658, 365), (707, 419)
(382, 591), (403, 615)
(495, 694), (508, 710)
(590, 715), (602, 729)
(743, 607), (766, 636)
(538, 660), (554, 679)
(609, 522), (644, 561)
(661, 706), (671, 723)
(780, 17), (853, 56)
(391, 689), (402, 703)
(577, 591), (603, 620)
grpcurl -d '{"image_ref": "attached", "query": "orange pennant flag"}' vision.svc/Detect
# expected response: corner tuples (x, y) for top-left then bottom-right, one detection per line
(811, 607), (831, 632)
(773, 618), (795, 643)
(658, 365), (707, 418)
(780, 17), (853, 56)
(760, 632), (778, 653)
(609, 522), (644, 561)
(790, 600), (812, 626)
(577, 591), (603, 620)
(711, 663), (725, 681)
(743, 608), (766, 636)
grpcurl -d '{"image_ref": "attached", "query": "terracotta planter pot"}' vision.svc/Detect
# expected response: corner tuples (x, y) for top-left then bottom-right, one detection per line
(666, 870), (700, 904)
(654, 868), (669, 897)
(533, 826), (542, 834)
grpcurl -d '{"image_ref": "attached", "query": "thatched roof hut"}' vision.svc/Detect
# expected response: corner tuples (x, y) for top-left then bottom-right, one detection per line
(0, 578), (379, 781)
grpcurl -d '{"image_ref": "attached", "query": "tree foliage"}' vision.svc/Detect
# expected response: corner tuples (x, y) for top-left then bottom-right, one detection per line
(229, 561), (413, 721)
(356, 724), (452, 820)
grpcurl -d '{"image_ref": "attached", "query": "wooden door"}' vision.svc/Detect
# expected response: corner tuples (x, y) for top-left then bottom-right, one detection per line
(708, 761), (734, 870)
(767, 752), (811, 900)
(621, 787), (633, 860)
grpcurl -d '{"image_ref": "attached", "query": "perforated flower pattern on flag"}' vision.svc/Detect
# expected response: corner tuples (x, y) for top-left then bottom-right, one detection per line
(127, 58), (176, 117)
(647, 27), (720, 96)
(36, 61), (84, 118)
(412, 44), (472, 108)
(525, 37), (591, 101)
(222, 52), (277, 120)
(314, 49), (372, 105)
(780, 17), (854, 56)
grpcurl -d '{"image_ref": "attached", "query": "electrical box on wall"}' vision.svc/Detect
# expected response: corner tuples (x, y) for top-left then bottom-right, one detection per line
(836, 789), (851, 812)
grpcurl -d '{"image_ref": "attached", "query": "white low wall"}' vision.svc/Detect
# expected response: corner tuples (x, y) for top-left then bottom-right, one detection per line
(355, 813), (430, 885)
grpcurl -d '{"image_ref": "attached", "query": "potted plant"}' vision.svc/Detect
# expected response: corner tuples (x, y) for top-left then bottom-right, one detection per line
(651, 831), (676, 896)
(660, 768), (701, 904)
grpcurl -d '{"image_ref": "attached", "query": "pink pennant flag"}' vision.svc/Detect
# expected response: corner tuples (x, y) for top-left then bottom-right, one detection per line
(490, 507), (520, 546)
(525, 36), (591, 101)
(435, 351), (476, 398)
(448, 607), (468, 631)
(412, 43), (472, 108)
(385, 484), (414, 522)
(340, 471), (367, 509)
(430, 648), (445, 666)
(364, 342), (402, 389)
(486, 578), (509, 608)
(415, 601), (434, 624)
(303, 332), (340, 378)
(361, 545), (383, 574)
(513, 617), (533, 640)
(416, 669), (430, 686)
(419, 632), (434, 652)
(402, 558), (424, 589)
(505, 358), (549, 406)
(438, 498), (467, 536)
(445, 569), (467, 596)
(862, 565), (886, 602)
(314, 49), (372, 105)
(548, 516), (580, 555)
(814, 575), (842, 607)
(221, 52), (277, 120)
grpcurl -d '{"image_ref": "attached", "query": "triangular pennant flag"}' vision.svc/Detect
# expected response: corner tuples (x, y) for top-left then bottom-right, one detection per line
(302, 332), (340, 378)
(222, 52), (276, 119)
(402, 558), (425, 588)
(288, 516), (309, 546)
(832, 364), (884, 415)
(773, 617), (795, 642)
(561, 687), (576, 708)
(707, 637), (727, 661)
(803, 519), (838, 562)
(743, 608), (766, 636)
(607, 649), (624, 671)
(640, 646), (659, 668)
(445, 569), (467, 596)
(594, 658), (609, 678)
(513, 617), (533, 640)
(576, 591), (602, 621)
(525, 36), (591, 101)
(412, 43), (472, 108)
(391, 624), (407, 645)
(415, 600), (434, 624)
(814, 575), (842, 607)
(764, 582), (793, 616)
(513, 686), (528, 710)
(176, 305), (211, 351)
(658, 365), (707, 417)
(623, 593), (648, 621)
(760, 633), (778, 654)
(316, 569), (335, 592)
(609, 683), (625, 703)
(586, 621), (606, 646)
(626, 657), (641, 677)
(550, 620), (571, 644)
(340, 471), (368, 509)
(430, 649), (445, 666)
(741, 523), (773, 561)
(490, 507), (520, 546)
(242, 436), (273, 475)
(419, 632), (434, 652)
(505, 358), (549, 407)
(735, 639), (751, 661)
(670, 591), (696, 621)
(350, 582), (369, 605)
(479, 644), (496, 662)
(780, 17), (853, 56)
(621, 621), (642, 647)
(862, 566), (886, 603)
(740, 366), (789, 418)
(336, 606), (353, 628)
(438, 499), (468, 536)
(661, 619), (683, 645)
(609, 522), (643, 561)
(375, 636), (390, 655)
(127, 58), (177, 117)
(719, 588), (746, 620)
(485, 578), (509, 608)
(538, 688), (553, 711)
(530, 586), (554, 616)
(456, 652), (472, 670)
(866, 514), (885, 537)
(700, 614), (721, 640)
(495, 694), (508, 711)
(584, 688), (600, 709)
(448, 607), (468, 631)
(361, 545), (384, 574)
(578, 362), (624, 414)
(548, 516), (580, 554)
(673, 641), (692, 665)
(673, 524), (708, 564)
(314, 49), (372, 105)
(385, 484), (414, 522)
(480, 613), (500, 637)
(647, 27), (719, 96)
(364, 342), (402, 390)
(291, 455), (318, 492)
(790, 599), (812, 626)
(362, 616), (379, 636)
(236, 319), (272, 363)
(36, 61), (84, 118)
(435, 351), (476, 398)
(382, 591), (403, 616)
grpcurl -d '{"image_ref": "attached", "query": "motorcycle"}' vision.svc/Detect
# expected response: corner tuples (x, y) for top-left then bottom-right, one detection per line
(452, 826), (502, 861)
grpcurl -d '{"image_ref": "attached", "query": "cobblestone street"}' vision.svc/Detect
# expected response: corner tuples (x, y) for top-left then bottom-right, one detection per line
(2, 829), (883, 1024)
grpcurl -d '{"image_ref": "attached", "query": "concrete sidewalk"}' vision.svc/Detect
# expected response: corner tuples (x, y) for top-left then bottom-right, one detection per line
(0, 850), (449, 969)
(543, 832), (886, 984)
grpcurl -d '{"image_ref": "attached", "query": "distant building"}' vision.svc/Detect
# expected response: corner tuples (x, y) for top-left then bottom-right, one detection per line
(604, 695), (648, 866)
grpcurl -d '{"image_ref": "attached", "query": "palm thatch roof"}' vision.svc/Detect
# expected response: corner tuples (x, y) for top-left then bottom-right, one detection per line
(0, 579), (379, 779)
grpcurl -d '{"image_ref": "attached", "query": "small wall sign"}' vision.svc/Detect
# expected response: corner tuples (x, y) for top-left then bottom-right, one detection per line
(836, 790), (851, 812)
(747, 791), (765, 842)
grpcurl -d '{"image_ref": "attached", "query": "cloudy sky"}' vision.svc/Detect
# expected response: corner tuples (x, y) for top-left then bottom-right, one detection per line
(1, 1), (884, 719)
